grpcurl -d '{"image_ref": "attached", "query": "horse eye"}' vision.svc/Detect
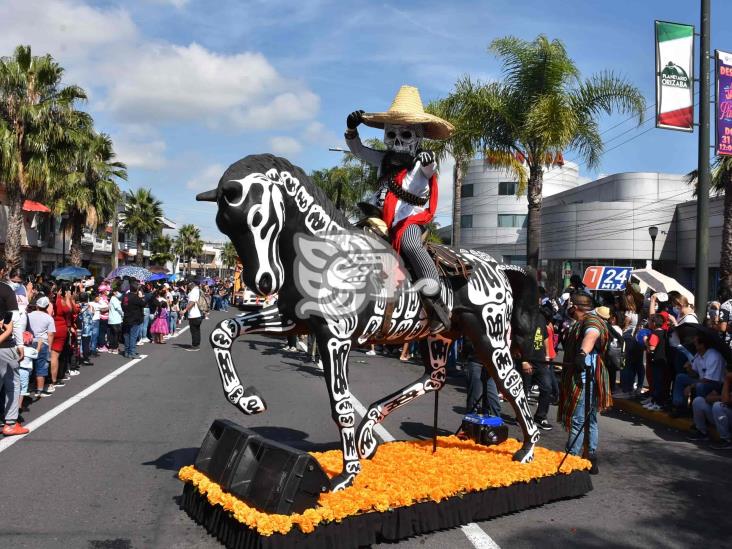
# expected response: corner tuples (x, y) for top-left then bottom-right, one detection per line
(401, 131), (412, 139)
(222, 180), (242, 205)
(387, 131), (396, 139)
(251, 211), (263, 226)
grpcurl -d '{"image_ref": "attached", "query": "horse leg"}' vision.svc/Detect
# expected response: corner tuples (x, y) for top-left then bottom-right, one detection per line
(462, 316), (540, 462)
(314, 328), (359, 491)
(208, 304), (295, 416)
(355, 335), (451, 460)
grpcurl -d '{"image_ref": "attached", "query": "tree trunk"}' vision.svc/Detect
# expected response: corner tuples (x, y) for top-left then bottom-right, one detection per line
(451, 157), (463, 248)
(69, 214), (84, 267)
(188, 256), (192, 278)
(720, 175), (732, 301)
(136, 235), (144, 266)
(111, 208), (119, 271)
(526, 164), (543, 269)
(4, 188), (24, 269)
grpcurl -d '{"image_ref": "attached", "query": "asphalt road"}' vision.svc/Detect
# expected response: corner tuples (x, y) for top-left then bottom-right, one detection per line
(0, 311), (729, 548)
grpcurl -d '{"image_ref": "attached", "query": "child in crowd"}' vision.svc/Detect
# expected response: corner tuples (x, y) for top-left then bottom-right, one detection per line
(27, 296), (55, 397)
(19, 332), (38, 409)
(169, 297), (180, 335)
(150, 300), (170, 344)
(77, 293), (94, 366)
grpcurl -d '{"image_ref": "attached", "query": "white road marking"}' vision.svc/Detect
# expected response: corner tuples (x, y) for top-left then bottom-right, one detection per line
(461, 522), (502, 549)
(0, 355), (147, 454)
(169, 325), (190, 338)
(349, 396), (395, 442)
(348, 395), (500, 549)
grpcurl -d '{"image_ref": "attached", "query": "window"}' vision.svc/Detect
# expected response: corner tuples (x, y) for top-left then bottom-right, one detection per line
(498, 181), (518, 196)
(461, 184), (474, 198)
(497, 214), (527, 228)
(460, 214), (473, 228)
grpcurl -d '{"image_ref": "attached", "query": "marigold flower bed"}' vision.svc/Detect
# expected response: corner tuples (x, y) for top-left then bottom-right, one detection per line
(178, 436), (590, 537)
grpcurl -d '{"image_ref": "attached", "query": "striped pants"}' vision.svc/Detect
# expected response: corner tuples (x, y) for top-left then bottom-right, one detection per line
(400, 224), (440, 295)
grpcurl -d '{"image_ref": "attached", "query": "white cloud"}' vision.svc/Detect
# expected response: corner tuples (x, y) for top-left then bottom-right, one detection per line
(186, 164), (226, 190)
(1, 0), (321, 131)
(146, 0), (190, 8)
(115, 138), (167, 170)
(0, 0), (137, 62)
(302, 121), (341, 148)
(268, 136), (303, 157)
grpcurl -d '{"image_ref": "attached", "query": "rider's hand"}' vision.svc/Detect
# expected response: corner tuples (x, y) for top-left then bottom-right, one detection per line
(415, 150), (435, 166)
(347, 110), (364, 130)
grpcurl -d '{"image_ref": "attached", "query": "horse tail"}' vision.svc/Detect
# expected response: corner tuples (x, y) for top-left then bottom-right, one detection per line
(501, 266), (542, 359)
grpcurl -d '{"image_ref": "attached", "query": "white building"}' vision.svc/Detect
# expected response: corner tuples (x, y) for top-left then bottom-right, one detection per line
(457, 159), (584, 263)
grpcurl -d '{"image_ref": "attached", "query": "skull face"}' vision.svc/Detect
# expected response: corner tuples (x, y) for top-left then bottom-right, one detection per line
(384, 124), (423, 155)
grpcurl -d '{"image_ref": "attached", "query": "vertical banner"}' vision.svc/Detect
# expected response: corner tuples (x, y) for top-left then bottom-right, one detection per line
(716, 50), (732, 156)
(655, 21), (695, 131)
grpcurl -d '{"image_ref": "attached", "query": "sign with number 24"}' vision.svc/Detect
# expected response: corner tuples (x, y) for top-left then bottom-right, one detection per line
(582, 266), (632, 292)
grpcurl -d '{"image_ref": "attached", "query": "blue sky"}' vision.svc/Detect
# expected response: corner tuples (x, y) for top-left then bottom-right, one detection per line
(2, 0), (731, 238)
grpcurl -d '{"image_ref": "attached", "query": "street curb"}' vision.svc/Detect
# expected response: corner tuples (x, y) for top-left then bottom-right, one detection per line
(612, 398), (693, 432)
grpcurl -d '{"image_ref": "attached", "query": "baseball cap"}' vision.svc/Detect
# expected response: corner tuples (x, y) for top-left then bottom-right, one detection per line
(36, 296), (50, 308)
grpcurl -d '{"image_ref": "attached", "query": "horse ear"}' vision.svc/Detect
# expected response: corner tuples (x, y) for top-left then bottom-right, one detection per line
(196, 189), (217, 202)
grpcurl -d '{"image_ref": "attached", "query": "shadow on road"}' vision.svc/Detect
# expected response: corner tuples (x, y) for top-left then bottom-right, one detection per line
(400, 421), (454, 440)
(142, 447), (198, 471)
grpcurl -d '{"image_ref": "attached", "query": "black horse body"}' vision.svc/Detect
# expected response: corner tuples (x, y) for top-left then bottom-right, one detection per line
(197, 154), (541, 490)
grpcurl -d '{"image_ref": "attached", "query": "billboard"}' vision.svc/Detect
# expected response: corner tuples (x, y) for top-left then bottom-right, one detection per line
(716, 50), (732, 156)
(655, 21), (695, 132)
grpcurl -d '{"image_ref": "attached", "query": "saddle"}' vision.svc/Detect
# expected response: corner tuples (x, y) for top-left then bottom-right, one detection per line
(356, 215), (473, 280)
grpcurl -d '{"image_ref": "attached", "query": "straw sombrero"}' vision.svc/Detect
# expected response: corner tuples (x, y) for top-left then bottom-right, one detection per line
(362, 85), (454, 140)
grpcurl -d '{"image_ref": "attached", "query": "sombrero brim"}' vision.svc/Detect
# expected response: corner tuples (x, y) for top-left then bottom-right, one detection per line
(362, 111), (454, 140)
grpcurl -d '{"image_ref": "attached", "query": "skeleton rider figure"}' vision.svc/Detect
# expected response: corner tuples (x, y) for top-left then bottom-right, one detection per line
(345, 85), (455, 333)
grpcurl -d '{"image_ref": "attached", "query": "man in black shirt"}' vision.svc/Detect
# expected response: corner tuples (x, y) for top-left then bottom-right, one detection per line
(0, 260), (28, 435)
(517, 320), (554, 431)
(122, 281), (145, 359)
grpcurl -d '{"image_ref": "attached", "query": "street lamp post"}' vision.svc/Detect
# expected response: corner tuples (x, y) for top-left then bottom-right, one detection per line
(649, 226), (658, 269)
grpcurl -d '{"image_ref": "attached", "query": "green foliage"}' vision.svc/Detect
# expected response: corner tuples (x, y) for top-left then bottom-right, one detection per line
(440, 35), (646, 192)
(221, 241), (238, 269)
(175, 224), (203, 274)
(0, 44), (88, 266)
(310, 139), (384, 220)
(150, 234), (175, 265)
(122, 188), (163, 265)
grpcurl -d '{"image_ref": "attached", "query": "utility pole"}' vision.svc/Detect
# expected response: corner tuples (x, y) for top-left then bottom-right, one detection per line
(111, 206), (119, 271)
(695, 0), (711, 308)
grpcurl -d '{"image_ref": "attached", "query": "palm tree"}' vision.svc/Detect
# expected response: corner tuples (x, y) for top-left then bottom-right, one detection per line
(174, 224), (203, 277)
(221, 241), (238, 273)
(425, 100), (477, 248)
(150, 234), (175, 266)
(122, 188), (163, 266)
(689, 157), (732, 300)
(442, 35), (645, 268)
(0, 45), (88, 267)
(53, 130), (126, 266)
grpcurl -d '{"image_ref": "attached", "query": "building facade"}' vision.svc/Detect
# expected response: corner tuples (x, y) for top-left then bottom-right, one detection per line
(457, 159), (583, 263)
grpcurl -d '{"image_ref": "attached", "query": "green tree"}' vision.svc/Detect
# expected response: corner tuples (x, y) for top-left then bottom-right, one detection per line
(122, 188), (163, 266)
(53, 130), (126, 266)
(174, 224), (203, 277)
(221, 241), (238, 272)
(442, 35), (645, 267)
(0, 45), (87, 267)
(150, 234), (175, 266)
(424, 100), (477, 248)
(689, 157), (732, 300)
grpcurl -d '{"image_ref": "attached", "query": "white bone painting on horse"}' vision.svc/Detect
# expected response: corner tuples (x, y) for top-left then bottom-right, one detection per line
(197, 154), (541, 491)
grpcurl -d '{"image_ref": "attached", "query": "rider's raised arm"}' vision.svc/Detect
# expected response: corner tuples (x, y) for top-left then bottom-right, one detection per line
(345, 109), (384, 168)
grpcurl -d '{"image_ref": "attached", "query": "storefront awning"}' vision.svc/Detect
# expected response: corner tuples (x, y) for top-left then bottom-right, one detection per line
(22, 200), (51, 213)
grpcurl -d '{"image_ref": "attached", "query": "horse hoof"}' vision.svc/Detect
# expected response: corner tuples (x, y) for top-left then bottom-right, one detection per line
(356, 423), (379, 460)
(330, 473), (356, 491)
(513, 445), (534, 464)
(235, 386), (267, 415)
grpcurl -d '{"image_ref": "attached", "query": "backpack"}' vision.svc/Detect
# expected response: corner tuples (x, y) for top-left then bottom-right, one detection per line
(196, 290), (209, 314)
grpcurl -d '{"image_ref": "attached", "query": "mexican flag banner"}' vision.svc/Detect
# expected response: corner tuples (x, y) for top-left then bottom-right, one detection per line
(656, 21), (695, 132)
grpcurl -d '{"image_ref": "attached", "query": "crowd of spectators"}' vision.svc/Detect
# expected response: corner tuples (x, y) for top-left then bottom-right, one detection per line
(0, 260), (233, 436)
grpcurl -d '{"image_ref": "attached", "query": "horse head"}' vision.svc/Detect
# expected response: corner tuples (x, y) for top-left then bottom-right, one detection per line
(196, 155), (287, 296)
